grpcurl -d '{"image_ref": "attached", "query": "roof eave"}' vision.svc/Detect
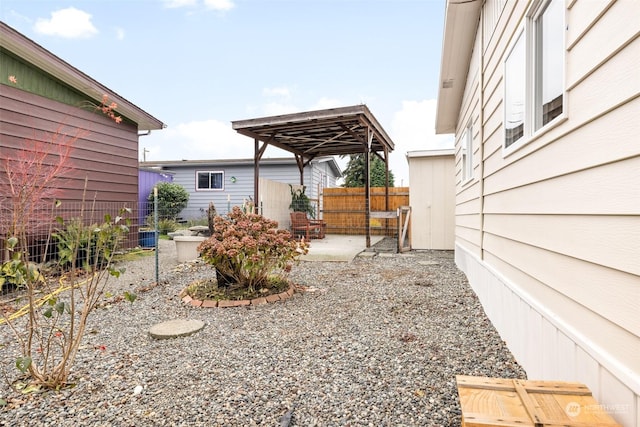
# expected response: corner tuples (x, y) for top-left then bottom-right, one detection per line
(0, 22), (165, 131)
(435, 0), (482, 135)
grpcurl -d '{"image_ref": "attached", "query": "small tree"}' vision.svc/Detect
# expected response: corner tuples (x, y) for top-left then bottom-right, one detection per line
(148, 182), (189, 220)
(0, 81), (131, 391)
(342, 154), (395, 187)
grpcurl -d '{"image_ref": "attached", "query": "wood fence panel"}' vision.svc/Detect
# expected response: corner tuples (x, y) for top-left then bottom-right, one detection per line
(322, 187), (409, 235)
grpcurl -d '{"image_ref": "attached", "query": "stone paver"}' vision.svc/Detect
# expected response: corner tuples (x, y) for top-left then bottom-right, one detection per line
(148, 319), (205, 340)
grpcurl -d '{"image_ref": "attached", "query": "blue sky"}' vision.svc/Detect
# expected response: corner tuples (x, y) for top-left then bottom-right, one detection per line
(1, 0), (453, 185)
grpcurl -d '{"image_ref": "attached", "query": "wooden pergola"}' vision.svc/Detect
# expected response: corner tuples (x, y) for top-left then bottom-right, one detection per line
(231, 104), (395, 247)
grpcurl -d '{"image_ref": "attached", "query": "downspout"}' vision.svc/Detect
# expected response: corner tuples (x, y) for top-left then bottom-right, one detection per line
(478, 4), (486, 260)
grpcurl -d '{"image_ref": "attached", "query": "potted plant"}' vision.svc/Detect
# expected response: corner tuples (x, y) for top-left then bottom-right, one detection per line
(138, 215), (158, 248)
(289, 185), (315, 218)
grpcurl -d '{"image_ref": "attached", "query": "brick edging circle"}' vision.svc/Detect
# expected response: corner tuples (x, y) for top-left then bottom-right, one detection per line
(178, 284), (295, 308)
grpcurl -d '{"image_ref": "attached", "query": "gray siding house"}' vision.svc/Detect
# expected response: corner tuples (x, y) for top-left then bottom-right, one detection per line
(140, 157), (342, 220)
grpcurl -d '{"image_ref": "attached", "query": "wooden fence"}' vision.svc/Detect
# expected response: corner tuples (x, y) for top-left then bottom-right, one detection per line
(321, 187), (409, 235)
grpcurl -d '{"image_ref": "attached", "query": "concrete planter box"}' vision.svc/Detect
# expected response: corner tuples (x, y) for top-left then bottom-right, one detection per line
(174, 236), (207, 262)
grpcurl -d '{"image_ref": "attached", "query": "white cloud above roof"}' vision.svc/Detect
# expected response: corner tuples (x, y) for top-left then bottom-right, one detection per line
(34, 7), (98, 39)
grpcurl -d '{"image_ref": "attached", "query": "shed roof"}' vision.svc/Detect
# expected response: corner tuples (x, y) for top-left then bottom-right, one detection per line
(0, 22), (165, 131)
(231, 104), (395, 159)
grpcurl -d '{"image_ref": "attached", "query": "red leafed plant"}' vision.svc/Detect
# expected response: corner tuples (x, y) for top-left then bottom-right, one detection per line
(198, 206), (308, 293)
(0, 127), (81, 242)
(1, 75), (131, 391)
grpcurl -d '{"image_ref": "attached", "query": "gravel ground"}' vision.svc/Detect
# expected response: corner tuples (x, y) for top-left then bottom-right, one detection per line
(0, 239), (526, 426)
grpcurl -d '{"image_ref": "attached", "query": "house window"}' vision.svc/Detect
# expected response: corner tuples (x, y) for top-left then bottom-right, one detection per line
(505, 32), (525, 148)
(196, 171), (224, 191)
(535, 0), (564, 129)
(504, 0), (564, 150)
(462, 122), (473, 181)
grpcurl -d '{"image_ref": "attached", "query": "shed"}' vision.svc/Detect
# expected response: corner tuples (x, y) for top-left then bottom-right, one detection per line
(407, 149), (455, 250)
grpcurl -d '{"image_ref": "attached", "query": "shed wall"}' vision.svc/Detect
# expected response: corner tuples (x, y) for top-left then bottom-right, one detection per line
(408, 154), (455, 250)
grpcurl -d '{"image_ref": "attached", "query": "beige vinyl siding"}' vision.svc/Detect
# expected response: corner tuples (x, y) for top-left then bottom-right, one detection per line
(481, 244), (639, 376)
(451, 0), (640, 424)
(478, 0), (639, 344)
(454, 27), (482, 256)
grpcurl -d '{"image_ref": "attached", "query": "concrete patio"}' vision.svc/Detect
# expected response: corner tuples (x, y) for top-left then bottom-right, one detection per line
(300, 234), (385, 262)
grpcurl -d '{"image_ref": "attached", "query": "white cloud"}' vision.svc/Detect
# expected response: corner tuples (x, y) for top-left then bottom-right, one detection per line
(162, 0), (197, 8)
(262, 86), (291, 97)
(311, 97), (343, 110)
(162, 0), (234, 11)
(263, 102), (298, 116)
(142, 119), (289, 162)
(144, 119), (248, 161)
(203, 0), (235, 11)
(388, 99), (454, 186)
(34, 8), (98, 39)
(115, 27), (125, 41)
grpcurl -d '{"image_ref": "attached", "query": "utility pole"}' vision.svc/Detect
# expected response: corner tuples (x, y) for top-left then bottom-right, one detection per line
(142, 147), (149, 162)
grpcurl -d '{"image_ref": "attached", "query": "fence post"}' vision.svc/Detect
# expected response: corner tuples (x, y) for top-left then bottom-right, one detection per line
(154, 186), (159, 285)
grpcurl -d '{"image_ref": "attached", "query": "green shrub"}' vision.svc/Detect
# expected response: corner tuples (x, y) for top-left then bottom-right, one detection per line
(0, 238), (45, 292)
(148, 182), (189, 220)
(158, 218), (178, 235)
(53, 218), (122, 270)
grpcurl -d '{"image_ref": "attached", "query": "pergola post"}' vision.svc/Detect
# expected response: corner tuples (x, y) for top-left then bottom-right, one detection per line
(254, 138), (260, 209)
(384, 148), (390, 236)
(365, 127), (373, 248)
(253, 138), (268, 211)
(295, 154), (305, 185)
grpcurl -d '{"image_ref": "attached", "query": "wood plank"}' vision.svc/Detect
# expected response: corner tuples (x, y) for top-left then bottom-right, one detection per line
(457, 376), (622, 426)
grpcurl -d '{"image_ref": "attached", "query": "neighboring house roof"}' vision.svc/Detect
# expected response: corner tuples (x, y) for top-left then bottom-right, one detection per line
(0, 22), (165, 131)
(140, 156), (343, 178)
(435, 0), (482, 134)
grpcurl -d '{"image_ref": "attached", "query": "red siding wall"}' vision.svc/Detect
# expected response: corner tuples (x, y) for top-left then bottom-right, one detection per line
(0, 84), (139, 204)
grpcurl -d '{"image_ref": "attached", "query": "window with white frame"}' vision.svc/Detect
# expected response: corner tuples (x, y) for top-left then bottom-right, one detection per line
(462, 122), (473, 181)
(504, 0), (564, 150)
(505, 32), (525, 148)
(196, 171), (224, 191)
(535, 0), (564, 129)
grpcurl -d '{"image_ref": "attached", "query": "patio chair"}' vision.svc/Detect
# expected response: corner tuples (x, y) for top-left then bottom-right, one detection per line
(290, 212), (326, 240)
